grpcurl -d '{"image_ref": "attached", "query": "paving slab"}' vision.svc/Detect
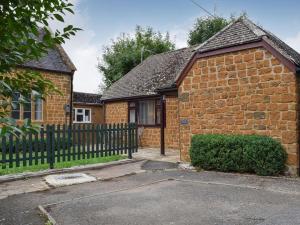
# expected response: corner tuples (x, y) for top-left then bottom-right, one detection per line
(133, 148), (180, 163)
(141, 160), (178, 170)
(45, 173), (96, 187)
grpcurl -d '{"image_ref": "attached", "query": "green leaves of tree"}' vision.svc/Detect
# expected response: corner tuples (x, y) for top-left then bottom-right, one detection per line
(98, 26), (175, 88)
(0, 0), (80, 137)
(188, 17), (230, 46)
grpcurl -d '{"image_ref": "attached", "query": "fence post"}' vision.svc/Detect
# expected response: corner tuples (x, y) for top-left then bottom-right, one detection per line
(47, 125), (55, 169)
(128, 123), (132, 159)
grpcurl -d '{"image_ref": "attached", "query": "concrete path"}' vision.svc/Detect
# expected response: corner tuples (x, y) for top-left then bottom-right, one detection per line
(133, 148), (180, 163)
(0, 148), (180, 200)
(0, 160), (146, 200)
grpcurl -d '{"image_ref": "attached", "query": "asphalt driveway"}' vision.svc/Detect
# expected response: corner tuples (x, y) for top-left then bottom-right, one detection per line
(1, 168), (300, 225)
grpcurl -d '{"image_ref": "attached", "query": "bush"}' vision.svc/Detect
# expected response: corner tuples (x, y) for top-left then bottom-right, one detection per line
(190, 134), (287, 176)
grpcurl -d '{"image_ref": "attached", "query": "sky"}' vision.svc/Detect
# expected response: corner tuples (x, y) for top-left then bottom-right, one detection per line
(53, 0), (300, 94)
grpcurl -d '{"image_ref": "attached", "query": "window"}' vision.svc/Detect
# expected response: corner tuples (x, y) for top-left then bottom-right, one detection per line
(23, 94), (31, 119)
(129, 102), (136, 123)
(73, 108), (91, 123)
(11, 92), (20, 120)
(34, 96), (43, 120)
(128, 99), (161, 126)
(139, 100), (155, 125)
(11, 92), (43, 121)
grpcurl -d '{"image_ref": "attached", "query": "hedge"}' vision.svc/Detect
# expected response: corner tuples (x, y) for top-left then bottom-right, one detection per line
(190, 134), (287, 176)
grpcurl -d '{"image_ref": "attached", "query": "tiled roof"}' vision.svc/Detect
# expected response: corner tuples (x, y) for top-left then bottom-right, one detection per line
(195, 17), (300, 65)
(101, 47), (195, 100)
(73, 92), (102, 105)
(102, 17), (300, 101)
(22, 30), (76, 74)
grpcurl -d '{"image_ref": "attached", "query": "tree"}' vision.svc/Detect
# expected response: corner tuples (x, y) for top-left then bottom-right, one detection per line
(0, 0), (80, 136)
(98, 26), (175, 88)
(188, 17), (230, 46)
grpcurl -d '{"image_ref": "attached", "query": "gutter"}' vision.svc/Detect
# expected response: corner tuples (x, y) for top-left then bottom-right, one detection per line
(102, 94), (160, 103)
(156, 86), (178, 93)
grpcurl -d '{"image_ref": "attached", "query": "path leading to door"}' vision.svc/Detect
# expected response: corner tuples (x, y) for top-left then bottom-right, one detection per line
(133, 148), (180, 163)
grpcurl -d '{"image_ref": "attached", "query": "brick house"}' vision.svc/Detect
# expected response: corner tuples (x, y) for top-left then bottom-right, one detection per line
(73, 92), (104, 124)
(11, 44), (76, 125)
(102, 17), (300, 175)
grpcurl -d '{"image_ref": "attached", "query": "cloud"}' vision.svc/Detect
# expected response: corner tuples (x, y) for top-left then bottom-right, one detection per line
(285, 32), (300, 53)
(49, 0), (103, 94)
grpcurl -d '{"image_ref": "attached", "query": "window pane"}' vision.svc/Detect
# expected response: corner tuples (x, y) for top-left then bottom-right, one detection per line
(129, 109), (136, 123)
(11, 92), (20, 119)
(77, 109), (83, 113)
(35, 98), (43, 120)
(138, 100), (155, 125)
(85, 109), (90, 122)
(156, 108), (161, 124)
(76, 114), (83, 122)
(23, 95), (31, 120)
(129, 102), (135, 107)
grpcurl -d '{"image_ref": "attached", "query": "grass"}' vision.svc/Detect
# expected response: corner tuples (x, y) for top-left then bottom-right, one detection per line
(0, 154), (126, 176)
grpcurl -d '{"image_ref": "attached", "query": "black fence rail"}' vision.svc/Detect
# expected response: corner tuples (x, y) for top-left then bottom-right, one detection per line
(1, 123), (138, 169)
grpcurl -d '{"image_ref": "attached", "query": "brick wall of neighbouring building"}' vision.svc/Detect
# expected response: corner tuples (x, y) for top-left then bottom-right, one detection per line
(9, 70), (72, 125)
(43, 71), (72, 124)
(73, 103), (104, 124)
(104, 96), (180, 150)
(178, 47), (299, 174)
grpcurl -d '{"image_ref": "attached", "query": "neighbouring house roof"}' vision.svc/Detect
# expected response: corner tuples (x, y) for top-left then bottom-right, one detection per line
(102, 47), (195, 100)
(73, 92), (102, 105)
(102, 16), (300, 101)
(22, 30), (76, 74)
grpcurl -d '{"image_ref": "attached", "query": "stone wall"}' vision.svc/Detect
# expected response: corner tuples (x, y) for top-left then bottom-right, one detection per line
(43, 71), (71, 124)
(105, 102), (128, 124)
(8, 69), (72, 125)
(178, 47), (299, 174)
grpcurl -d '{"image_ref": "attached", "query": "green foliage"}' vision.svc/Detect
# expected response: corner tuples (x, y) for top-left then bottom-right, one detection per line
(188, 17), (230, 46)
(0, 0), (80, 72)
(0, 0), (80, 137)
(190, 134), (287, 176)
(98, 26), (175, 87)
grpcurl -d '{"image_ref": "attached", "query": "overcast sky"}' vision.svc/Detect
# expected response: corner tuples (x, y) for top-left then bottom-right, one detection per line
(54, 0), (300, 94)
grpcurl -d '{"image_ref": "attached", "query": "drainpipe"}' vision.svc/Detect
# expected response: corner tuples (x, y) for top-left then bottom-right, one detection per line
(160, 95), (166, 155)
(69, 71), (74, 127)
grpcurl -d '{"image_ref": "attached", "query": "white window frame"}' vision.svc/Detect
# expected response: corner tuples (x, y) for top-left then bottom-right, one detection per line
(73, 108), (92, 123)
(11, 91), (44, 121)
(34, 96), (43, 121)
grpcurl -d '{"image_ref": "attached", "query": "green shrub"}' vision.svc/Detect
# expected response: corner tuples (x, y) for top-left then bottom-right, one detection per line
(190, 134), (287, 176)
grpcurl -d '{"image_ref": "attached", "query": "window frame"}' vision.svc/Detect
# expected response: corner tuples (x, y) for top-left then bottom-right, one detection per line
(128, 98), (162, 127)
(73, 107), (92, 123)
(34, 95), (43, 121)
(11, 92), (44, 121)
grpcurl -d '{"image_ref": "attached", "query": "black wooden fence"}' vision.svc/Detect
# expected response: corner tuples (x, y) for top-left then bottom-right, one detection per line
(1, 123), (138, 170)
